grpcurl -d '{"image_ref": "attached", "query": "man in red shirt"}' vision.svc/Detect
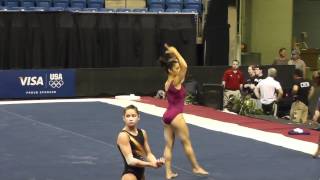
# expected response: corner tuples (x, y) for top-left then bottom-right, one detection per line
(222, 60), (244, 108)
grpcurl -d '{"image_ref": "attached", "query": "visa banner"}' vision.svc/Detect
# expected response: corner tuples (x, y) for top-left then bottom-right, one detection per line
(0, 69), (75, 99)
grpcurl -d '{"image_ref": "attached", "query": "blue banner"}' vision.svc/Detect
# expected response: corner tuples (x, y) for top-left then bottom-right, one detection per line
(0, 69), (75, 99)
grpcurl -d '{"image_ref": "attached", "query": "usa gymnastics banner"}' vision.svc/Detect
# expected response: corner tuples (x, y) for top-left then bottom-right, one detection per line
(0, 69), (75, 99)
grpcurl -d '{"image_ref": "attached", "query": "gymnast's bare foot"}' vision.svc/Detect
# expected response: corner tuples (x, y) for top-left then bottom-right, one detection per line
(313, 151), (320, 158)
(166, 172), (178, 179)
(193, 167), (209, 176)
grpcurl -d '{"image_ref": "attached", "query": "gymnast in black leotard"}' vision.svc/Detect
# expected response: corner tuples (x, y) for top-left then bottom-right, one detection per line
(117, 105), (164, 180)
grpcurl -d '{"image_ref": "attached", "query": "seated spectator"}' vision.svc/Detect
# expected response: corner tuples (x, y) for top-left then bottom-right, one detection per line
(273, 48), (289, 65)
(289, 69), (314, 124)
(288, 49), (306, 78)
(222, 60), (244, 108)
(254, 68), (283, 115)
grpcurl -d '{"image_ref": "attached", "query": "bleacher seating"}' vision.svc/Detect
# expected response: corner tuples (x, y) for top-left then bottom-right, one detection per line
(4, 0), (19, 7)
(165, 7), (181, 13)
(103, 8), (114, 12)
(0, 0), (204, 14)
(105, 0), (125, 9)
(0, 6), (7, 10)
(6, 6), (24, 10)
(148, 0), (164, 9)
(70, 0), (86, 8)
(116, 8), (131, 12)
(87, 0), (104, 8)
(48, 6), (64, 11)
(26, 6), (47, 11)
(83, 7), (97, 11)
(181, 8), (197, 13)
(21, 0), (35, 8)
(132, 8), (147, 12)
(183, 0), (201, 13)
(53, 0), (68, 8)
(66, 6), (81, 11)
(148, 7), (164, 12)
(166, 0), (182, 9)
(36, 0), (51, 8)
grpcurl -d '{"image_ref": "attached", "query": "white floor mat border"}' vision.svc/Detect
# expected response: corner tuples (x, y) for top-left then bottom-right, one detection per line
(0, 98), (317, 155)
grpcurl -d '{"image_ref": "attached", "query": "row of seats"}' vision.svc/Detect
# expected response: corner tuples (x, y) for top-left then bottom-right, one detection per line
(0, 6), (198, 13)
(0, 0), (202, 13)
(0, 0), (104, 8)
(148, 0), (202, 13)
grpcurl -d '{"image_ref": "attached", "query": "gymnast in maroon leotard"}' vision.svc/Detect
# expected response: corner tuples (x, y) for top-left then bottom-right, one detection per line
(159, 44), (208, 179)
(163, 82), (186, 124)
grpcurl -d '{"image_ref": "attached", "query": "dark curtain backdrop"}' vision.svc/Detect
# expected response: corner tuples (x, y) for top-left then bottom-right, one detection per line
(0, 12), (197, 69)
(204, 0), (229, 66)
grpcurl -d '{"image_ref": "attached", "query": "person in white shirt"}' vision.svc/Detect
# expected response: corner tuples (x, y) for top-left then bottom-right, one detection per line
(254, 68), (283, 115)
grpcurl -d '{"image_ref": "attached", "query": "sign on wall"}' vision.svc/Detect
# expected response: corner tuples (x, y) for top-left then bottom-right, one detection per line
(0, 69), (75, 99)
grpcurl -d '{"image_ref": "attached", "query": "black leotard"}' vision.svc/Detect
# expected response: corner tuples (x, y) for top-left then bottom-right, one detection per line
(118, 128), (145, 180)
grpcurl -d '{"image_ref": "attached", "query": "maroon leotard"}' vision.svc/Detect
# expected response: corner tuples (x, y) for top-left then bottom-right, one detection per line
(163, 83), (186, 124)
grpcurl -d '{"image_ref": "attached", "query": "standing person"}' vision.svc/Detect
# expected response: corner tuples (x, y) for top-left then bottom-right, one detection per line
(117, 105), (164, 180)
(254, 68), (283, 115)
(288, 49), (306, 78)
(252, 65), (265, 109)
(243, 65), (256, 97)
(290, 69), (314, 124)
(272, 48), (289, 65)
(159, 44), (208, 179)
(253, 65), (265, 85)
(222, 60), (244, 107)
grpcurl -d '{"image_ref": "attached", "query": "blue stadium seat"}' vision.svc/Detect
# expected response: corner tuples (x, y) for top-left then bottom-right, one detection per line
(132, 8), (147, 12)
(166, 0), (182, 9)
(181, 8), (197, 13)
(148, 7), (164, 12)
(53, 0), (68, 8)
(48, 6), (64, 11)
(6, 6), (25, 11)
(116, 8), (131, 12)
(165, 7), (181, 13)
(148, 0), (165, 9)
(4, 0), (19, 7)
(100, 8), (114, 12)
(65, 6), (81, 11)
(83, 7), (97, 12)
(21, 0), (35, 8)
(36, 0), (51, 8)
(26, 6), (47, 11)
(87, 0), (104, 8)
(0, 6), (8, 10)
(183, 0), (201, 13)
(70, 0), (86, 8)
